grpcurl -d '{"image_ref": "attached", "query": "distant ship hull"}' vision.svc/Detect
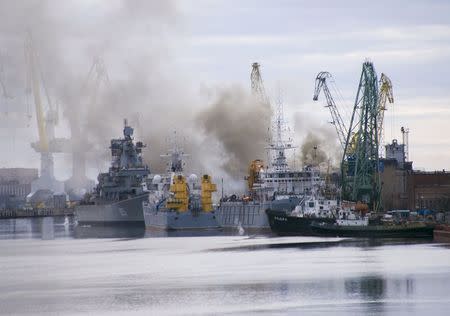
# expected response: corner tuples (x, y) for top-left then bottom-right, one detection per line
(143, 203), (220, 231)
(216, 197), (301, 231)
(75, 193), (148, 226)
(267, 209), (335, 236)
(310, 222), (434, 238)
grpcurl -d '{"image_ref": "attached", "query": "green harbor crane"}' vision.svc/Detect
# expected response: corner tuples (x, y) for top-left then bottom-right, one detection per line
(342, 61), (382, 211)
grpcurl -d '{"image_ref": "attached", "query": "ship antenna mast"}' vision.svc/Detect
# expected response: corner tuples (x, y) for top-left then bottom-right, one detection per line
(161, 131), (189, 173)
(267, 89), (295, 171)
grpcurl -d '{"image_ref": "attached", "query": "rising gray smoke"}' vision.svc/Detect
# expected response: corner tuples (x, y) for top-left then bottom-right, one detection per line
(299, 129), (341, 170)
(0, 0), (273, 192)
(0, 0), (190, 175)
(197, 85), (272, 176)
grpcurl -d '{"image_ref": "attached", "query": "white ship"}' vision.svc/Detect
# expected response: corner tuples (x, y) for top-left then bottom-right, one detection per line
(216, 96), (323, 231)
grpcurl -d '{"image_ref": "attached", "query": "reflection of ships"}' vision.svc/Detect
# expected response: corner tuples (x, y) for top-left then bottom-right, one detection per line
(216, 99), (321, 231)
(75, 120), (150, 226)
(143, 138), (220, 231)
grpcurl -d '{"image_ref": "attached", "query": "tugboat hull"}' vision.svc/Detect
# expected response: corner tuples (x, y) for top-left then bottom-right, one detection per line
(267, 209), (335, 236)
(310, 222), (434, 238)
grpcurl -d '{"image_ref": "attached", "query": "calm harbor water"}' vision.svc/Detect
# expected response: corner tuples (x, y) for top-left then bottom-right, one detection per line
(0, 216), (449, 315)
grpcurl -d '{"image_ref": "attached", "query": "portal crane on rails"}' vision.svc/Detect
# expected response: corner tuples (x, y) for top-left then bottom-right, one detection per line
(342, 61), (382, 211)
(25, 32), (66, 196)
(64, 57), (108, 199)
(313, 72), (348, 151)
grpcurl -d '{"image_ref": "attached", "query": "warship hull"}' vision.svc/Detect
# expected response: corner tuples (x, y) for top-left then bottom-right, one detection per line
(143, 204), (220, 230)
(267, 209), (336, 236)
(216, 197), (301, 231)
(75, 193), (148, 226)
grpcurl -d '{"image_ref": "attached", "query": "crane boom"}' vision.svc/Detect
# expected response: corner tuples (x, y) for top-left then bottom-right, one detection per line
(25, 33), (49, 152)
(250, 62), (269, 105)
(313, 71), (347, 150)
(377, 73), (394, 155)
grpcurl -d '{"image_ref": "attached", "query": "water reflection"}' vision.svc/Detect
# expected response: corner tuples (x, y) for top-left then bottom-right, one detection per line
(0, 216), (75, 239)
(341, 238), (433, 249)
(0, 216), (240, 239)
(74, 225), (145, 239)
(41, 217), (54, 240)
(145, 228), (228, 238)
(0, 219), (448, 315)
(345, 275), (386, 300)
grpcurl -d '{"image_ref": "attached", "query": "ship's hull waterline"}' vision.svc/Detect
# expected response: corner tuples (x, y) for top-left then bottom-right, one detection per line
(267, 209), (336, 236)
(216, 197), (302, 231)
(75, 193), (149, 226)
(143, 204), (220, 231)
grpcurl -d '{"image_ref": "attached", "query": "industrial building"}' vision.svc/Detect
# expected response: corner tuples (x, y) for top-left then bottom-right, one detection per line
(380, 140), (450, 212)
(0, 168), (38, 209)
(407, 170), (450, 212)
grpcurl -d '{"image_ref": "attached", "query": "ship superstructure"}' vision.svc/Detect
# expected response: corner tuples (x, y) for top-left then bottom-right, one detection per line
(143, 135), (220, 231)
(217, 92), (323, 231)
(260, 97), (322, 199)
(75, 120), (150, 226)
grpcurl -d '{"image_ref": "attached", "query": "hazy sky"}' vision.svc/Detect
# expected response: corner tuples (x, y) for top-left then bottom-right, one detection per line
(177, 0), (450, 170)
(1, 0), (449, 179)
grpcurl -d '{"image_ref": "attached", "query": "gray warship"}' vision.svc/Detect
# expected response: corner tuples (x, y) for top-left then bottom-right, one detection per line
(75, 120), (149, 226)
(143, 141), (220, 231)
(216, 101), (323, 231)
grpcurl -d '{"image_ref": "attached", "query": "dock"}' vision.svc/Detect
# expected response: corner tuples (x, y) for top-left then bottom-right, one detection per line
(0, 208), (74, 219)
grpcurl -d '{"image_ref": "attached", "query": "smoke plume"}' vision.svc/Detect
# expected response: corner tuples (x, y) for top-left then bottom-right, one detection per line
(197, 86), (272, 176)
(299, 129), (341, 170)
(0, 0), (273, 195)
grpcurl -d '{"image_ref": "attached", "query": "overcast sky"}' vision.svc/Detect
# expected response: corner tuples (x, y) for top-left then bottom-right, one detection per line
(177, 0), (450, 170)
(1, 0), (449, 178)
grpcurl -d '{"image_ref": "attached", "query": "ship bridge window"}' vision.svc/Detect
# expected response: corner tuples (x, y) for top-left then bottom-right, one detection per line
(309, 202), (315, 207)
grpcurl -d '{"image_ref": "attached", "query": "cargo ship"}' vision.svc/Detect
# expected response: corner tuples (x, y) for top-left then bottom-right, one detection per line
(143, 141), (220, 231)
(75, 120), (150, 226)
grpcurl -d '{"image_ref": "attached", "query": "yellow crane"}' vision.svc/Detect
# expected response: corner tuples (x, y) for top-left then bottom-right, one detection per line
(25, 33), (49, 153)
(25, 32), (65, 197)
(377, 73), (394, 156)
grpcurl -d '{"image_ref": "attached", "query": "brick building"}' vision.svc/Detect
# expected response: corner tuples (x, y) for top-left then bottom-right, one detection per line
(380, 140), (450, 211)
